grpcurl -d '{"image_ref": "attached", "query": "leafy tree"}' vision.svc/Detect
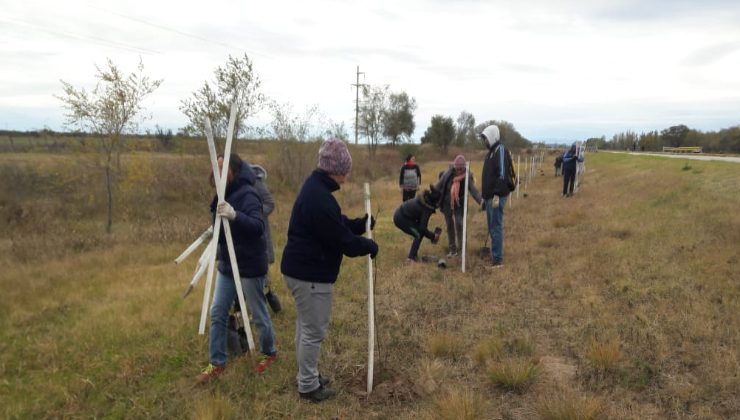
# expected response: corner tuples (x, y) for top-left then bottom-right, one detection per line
(57, 58), (162, 233)
(421, 115), (455, 152)
(359, 85), (389, 155)
(455, 111), (477, 146)
(180, 53), (263, 139)
(383, 91), (416, 145)
(585, 136), (607, 150)
(660, 124), (690, 147)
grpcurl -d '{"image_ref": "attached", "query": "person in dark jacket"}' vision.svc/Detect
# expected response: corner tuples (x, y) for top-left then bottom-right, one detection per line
(399, 154), (422, 202)
(435, 155), (482, 257)
(480, 124), (517, 268)
(196, 154), (277, 384)
(231, 164), (281, 324)
(554, 155), (563, 176)
(393, 186), (442, 262)
(281, 138), (378, 403)
(562, 143), (584, 197)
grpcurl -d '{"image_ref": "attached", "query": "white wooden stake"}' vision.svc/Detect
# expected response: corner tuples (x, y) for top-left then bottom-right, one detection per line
(222, 220), (256, 352)
(183, 240), (214, 298)
(516, 155), (520, 199)
(461, 162), (470, 273)
(175, 226), (213, 265)
(198, 117), (222, 335)
(364, 182), (375, 394)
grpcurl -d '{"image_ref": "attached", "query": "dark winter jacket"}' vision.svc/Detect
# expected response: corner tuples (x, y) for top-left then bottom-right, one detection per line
(395, 191), (438, 238)
(562, 146), (584, 172)
(435, 166), (482, 213)
(481, 141), (517, 199)
(210, 162), (267, 278)
(281, 170), (378, 284)
(250, 164), (275, 264)
(399, 163), (422, 190)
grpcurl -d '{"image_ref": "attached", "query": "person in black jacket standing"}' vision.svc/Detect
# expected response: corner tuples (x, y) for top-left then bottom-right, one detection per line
(561, 143), (584, 197)
(196, 154), (278, 383)
(399, 154), (422, 202)
(281, 138), (378, 403)
(480, 124), (517, 268)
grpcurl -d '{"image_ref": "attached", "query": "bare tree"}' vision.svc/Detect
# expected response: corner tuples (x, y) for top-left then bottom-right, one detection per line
(180, 53), (264, 139)
(57, 58), (162, 233)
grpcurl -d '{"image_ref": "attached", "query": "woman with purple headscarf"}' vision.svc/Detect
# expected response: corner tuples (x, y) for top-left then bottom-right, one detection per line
(435, 155), (482, 257)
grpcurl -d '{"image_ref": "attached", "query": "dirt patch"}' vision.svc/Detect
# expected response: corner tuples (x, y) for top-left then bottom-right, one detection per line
(539, 356), (577, 386)
(347, 366), (418, 405)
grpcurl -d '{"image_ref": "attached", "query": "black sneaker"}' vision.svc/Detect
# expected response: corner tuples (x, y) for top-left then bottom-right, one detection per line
(486, 260), (504, 269)
(299, 384), (336, 403)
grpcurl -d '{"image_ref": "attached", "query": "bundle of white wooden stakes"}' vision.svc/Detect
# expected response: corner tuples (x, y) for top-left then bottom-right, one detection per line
(173, 102), (256, 353)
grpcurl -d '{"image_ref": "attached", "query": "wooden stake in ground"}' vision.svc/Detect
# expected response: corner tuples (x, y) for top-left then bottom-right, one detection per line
(516, 155), (521, 199)
(364, 182), (375, 394)
(461, 161), (470, 273)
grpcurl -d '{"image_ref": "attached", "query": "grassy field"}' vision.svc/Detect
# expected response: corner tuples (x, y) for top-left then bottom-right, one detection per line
(1, 145), (738, 419)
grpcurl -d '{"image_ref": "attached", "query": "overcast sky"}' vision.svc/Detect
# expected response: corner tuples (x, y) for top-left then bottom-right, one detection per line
(1, 0), (739, 142)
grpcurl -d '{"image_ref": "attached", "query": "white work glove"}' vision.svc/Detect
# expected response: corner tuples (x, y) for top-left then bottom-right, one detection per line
(216, 201), (236, 221)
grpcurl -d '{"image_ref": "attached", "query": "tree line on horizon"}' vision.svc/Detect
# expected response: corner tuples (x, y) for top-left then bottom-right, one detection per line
(586, 124), (740, 154)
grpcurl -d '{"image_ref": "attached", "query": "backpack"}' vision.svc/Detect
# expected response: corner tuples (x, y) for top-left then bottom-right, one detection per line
(402, 166), (419, 189)
(489, 145), (516, 196)
(226, 313), (249, 356)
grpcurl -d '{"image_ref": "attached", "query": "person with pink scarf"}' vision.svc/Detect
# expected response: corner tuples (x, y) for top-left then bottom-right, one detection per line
(434, 155), (482, 257)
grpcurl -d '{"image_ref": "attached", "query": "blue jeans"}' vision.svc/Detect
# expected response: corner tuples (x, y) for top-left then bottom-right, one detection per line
(209, 271), (276, 366)
(485, 195), (508, 263)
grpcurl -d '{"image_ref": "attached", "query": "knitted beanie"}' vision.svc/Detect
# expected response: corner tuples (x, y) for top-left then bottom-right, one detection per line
(317, 138), (352, 176)
(454, 154), (466, 169)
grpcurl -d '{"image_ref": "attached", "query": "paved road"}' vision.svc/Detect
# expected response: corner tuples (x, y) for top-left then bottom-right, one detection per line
(605, 151), (740, 163)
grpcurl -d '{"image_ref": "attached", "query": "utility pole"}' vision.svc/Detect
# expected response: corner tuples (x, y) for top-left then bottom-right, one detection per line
(352, 66), (366, 145)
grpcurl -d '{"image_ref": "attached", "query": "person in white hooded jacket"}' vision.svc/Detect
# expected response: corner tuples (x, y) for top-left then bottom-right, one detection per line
(480, 124), (517, 268)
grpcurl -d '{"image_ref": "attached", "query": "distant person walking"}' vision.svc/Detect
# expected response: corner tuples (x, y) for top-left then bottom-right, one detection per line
(196, 154), (278, 384)
(281, 138), (378, 403)
(480, 125), (517, 268)
(435, 155), (482, 257)
(554, 155), (563, 176)
(399, 154), (422, 202)
(393, 186), (442, 262)
(562, 143), (584, 197)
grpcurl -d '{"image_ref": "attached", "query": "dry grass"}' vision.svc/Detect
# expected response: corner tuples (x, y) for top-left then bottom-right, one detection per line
(536, 392), (604, 420)
(488, 358), (542, 393)
(585, 338), (622, 373)
(473, 336), (504, 365)
(426, 333), (464, 360)
(1, 147), (739, 419)
(425, 389), (487, 420)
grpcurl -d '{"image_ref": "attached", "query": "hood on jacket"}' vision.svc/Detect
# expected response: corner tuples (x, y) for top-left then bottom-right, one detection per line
(250, 164), (267, 180)
(226, 160), (256, 196)
(480, 124), (501, 149)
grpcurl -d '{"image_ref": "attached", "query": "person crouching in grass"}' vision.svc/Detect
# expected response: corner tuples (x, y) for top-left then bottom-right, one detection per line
(281, 138), (379, 403)
(196, 154), (278, 383)
(393, 186), (442, 263)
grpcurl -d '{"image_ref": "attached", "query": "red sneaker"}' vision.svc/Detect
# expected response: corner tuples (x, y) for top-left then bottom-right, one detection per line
(255, 354), (278, 374)
(196, 363), (225, 384)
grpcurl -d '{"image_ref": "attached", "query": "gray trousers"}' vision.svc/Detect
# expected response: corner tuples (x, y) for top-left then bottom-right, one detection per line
(284, 275), (333, 393)
(443, 208), (464, 253)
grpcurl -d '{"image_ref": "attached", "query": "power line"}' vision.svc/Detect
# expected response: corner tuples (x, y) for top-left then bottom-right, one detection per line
(0, 17), (162, 56)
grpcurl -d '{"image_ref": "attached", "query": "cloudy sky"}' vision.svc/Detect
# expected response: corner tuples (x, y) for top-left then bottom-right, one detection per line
(1, 0), (739, 142)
